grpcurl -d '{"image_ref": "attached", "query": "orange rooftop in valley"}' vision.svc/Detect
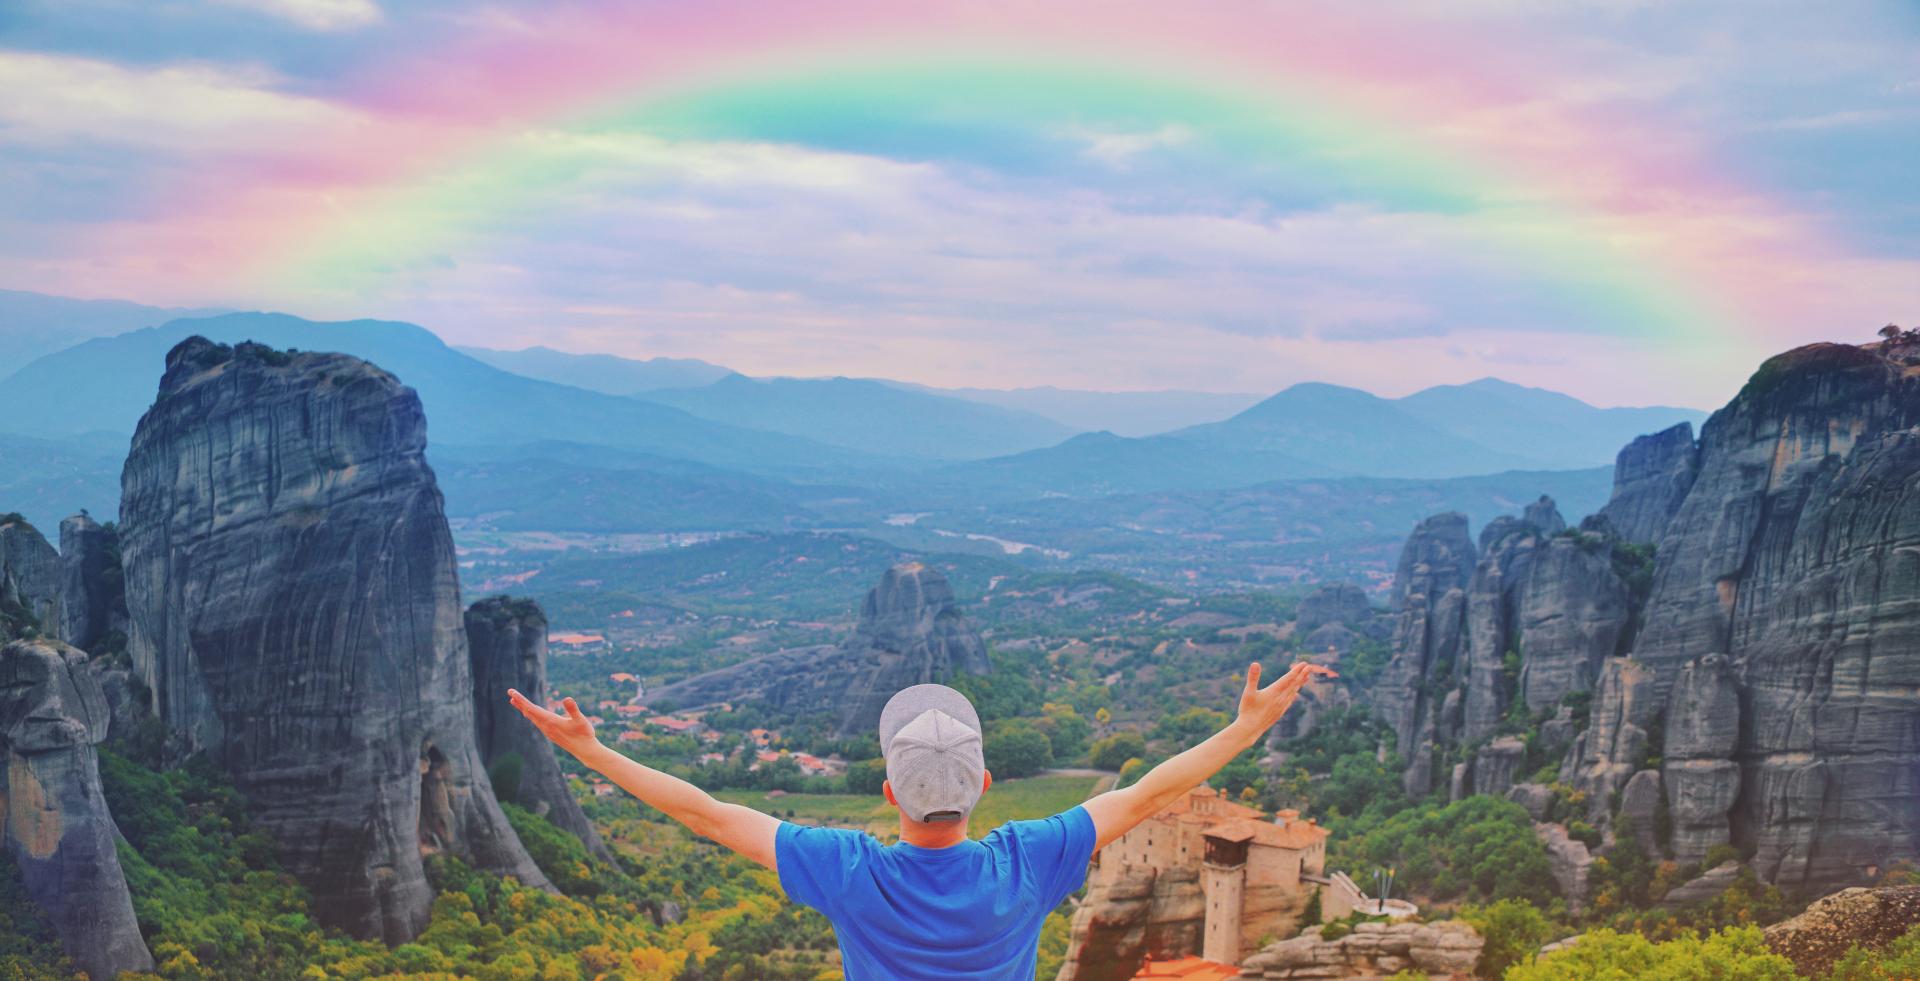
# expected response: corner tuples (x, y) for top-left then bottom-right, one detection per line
(1132, 955), (1238, 979)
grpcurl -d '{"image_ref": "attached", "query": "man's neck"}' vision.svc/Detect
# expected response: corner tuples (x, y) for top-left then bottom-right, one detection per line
(897, 816), (970, 849)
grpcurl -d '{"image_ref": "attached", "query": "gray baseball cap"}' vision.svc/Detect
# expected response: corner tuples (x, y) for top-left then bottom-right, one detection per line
(878, 684), (986, 824)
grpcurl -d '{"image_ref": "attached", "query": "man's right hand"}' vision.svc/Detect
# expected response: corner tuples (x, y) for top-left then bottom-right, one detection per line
(508, 689), (602, 758)
(1234, 660), (1338, 734)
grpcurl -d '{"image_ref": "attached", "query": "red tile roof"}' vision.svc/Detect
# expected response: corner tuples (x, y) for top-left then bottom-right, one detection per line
(1133, 955), (1239, 979)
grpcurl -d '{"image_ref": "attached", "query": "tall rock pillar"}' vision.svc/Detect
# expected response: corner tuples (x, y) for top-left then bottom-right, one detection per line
(119, 337), (550, 944)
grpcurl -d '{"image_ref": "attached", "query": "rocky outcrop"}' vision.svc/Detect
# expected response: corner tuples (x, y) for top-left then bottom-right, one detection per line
(0, 516), (63, 640)
(0, 638), (152, 979)
(57, 514), (120, 653)
(1660, 655), (1741, 863)
(1371, 338), (1920, 900)
(1055, 865), (1205, 979)
(1374, 512), (1475, 796)
(118, 337), (550, 944)
(1296, 583), (1374, 638)
(1238, 920), (1482, 979)
(1659, 860), (1742, 908)
(653, 562), (990, 736)
(1514, 529), (1629, 712)
(1469, 737), (1525, 799)
(1763, 884), (1920, 977)
(1616, 769), (1664, 857)
(1596, 422), (1698, 544)
(466, 596), (612, 862)
(1562, 657), (1658, 823)
(1535, 821), (1593, 913)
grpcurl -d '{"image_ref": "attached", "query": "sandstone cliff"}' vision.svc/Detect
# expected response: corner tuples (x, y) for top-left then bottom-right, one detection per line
(0, 638), (152, 979)
(118, 336), (551, 943)
(652, 562), (990, 736)
(1386, 340), (1920, 895)
(0, 516), (64, 640)
(58, 513), (122, 653)
(466, 596), (614, 862)
(1595, 422), (1698, 544)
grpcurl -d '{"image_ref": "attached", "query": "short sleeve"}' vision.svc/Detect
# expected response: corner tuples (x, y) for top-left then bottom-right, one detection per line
(1000, 805), (1098, 909)
(775, 822), (871, 916)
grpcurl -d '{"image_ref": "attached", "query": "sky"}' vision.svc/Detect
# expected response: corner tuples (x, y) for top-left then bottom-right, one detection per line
(1, 0), (1916, 408)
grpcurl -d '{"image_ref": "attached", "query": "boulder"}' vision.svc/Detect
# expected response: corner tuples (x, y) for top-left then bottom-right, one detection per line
(1660, 860), (1743, 908)
(1507, 783), (1554, 822)
(119, 337), (550, 943)
(1596, 422), (1698, 544)
(1238, 920), (1483, 978)
(1616, 769), (1664, 857)
(1763, 884), (1920, 977)
(0, 638), (152, 979)
(653, 562), (991, 736)
(466, 596), (614, 863)
(1535, 822), (1593, 913)
(1472, 737), (1526, 799)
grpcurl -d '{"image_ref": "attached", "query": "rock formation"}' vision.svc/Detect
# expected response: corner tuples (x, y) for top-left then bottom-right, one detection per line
(1380, 340), (1920, 895)
(466, 596), (613, 862)
(1596, 422), (1698, 544)
(1534, 821), (1593, 913)
(0, 638), (152, 979)
(652, 562), (990, 736)
(57, 513), (121, 653)
(1763, 884), (1920, 977)
(1296, 583), (1374, 638)
(1373, 512), (1475, 795)
(1238, 920), (1483, 979)
(118, 337), (550, 944)
(0, 516), (64, 640)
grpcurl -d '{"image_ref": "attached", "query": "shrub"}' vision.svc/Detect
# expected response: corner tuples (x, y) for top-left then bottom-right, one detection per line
(1829, 921), (1920, 980)
(1506, 926), (1796, 980)
(1089, 731), (1146, 771)
(983, 723), (1053, 779)
(1461, 899), (1560, 978)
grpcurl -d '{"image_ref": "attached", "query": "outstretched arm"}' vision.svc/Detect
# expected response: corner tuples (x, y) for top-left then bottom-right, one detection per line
(507, 690), (780, 870)
(1081, 660), (1335, 850)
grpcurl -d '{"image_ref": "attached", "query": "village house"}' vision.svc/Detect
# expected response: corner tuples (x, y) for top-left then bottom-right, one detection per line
(1073, 786), (1357, 971)
(646, 715), (702, 735)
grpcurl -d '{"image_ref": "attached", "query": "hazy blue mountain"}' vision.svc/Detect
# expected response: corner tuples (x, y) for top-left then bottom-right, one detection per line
(1394, 377), (1707, 470)
(636, 374), (1079, 460)
(0, 432), (125, 530)
(941, 379), (1702, 494)
(917, 385), (1264, 437)
(455, 344), (733, 394)
(938, 430), (1338, 497)
(0, 312), (887, 478)
(431, 442), (817, 532)
(0, 288), (227, 365)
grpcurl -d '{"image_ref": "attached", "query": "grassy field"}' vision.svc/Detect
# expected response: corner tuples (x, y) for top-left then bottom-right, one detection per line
(715, 772), (1112, 839)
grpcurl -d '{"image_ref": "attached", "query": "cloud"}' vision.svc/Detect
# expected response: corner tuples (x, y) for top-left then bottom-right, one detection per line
(1063, 124), (1194, 168)
(0, 51), (362, 150)
(210, 0), (383, 31)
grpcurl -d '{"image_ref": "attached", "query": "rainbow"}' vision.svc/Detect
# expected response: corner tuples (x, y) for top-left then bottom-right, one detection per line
(155, 0), (1843, 348)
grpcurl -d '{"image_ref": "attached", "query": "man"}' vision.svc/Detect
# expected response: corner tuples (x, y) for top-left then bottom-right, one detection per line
(508, 658), (1334, 979)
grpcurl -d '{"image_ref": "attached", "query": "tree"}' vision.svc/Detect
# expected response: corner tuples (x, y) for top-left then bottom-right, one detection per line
(1880, 323), (1902, 342)
(1462, 899), (1560, 978)
(845, 758), (887, 796)
(1505, 926), (1796, 980)
(984, 724), (1053, 779)
(1089, 731), (1146, 771)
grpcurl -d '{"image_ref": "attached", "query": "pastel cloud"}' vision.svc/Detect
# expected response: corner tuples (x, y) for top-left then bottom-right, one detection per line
(210, 0), (384, 32)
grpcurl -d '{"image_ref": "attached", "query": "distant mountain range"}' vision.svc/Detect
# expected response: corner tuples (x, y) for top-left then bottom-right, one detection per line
(0, 289), (228, 365)
(0, 312), (882, 479)
(895, 384), (1266, 437)
(939, 378), (1704, 495)
(456, 344), (733, 393)
(636, 374), (1076, 460)
(0, 292), (1707, 528)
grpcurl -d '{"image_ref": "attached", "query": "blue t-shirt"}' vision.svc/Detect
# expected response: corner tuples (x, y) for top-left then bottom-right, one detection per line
(776, 805), (1098, 980)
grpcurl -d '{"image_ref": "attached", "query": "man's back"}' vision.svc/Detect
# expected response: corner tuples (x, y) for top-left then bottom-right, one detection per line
(777, 805), (1097, 980)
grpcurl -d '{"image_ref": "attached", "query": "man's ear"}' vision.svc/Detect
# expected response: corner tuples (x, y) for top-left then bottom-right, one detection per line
(882, 780), (898, 807)
(982, 769), (993, 794)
